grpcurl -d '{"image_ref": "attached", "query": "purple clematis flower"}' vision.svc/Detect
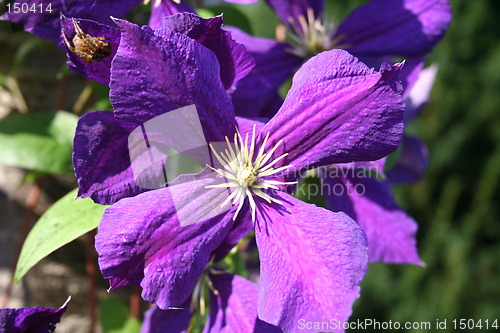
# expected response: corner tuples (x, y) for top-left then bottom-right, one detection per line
(90, 16), (405, 331)
(0, 299), (69, 333)
(1, 0), (142, 42)
(71, 13), (254, 204)
(226, 0), (451, 117)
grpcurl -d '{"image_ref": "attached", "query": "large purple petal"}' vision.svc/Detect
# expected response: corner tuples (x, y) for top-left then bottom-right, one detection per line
(95, 177), (238, 309)
(149, 0), (195, 29)
(161, 14), (254, 91)
(386, 135), (429, 183)
(73, 111), (152, 205)
(140, 302), (192, 333)
(2, 0), (141, 42)
(254, 191), (368, 332)
(265, 0), (324, 31)
(109, 19), (235, 142)
(228, 27), (302, 91)
(59, 17), (120, 86)
(0, 302), (68, 333)
(335, 0), (452, 58)
(203, 273), (282, 333)
(325, 172), (422, 264)
(259, 49), (404, 174)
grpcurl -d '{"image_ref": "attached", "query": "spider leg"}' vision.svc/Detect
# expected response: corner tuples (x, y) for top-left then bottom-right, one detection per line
(62, 31), (75, 53)
(71, 18), (85, 36)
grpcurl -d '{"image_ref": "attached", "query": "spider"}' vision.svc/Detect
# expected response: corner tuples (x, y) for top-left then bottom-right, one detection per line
(62, 18), (111, 64)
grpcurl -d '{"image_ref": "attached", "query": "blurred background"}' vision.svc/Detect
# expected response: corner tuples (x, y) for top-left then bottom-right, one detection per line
(0, 0), (498, 332)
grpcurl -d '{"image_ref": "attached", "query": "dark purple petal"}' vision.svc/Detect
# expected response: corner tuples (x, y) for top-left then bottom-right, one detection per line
(335, 0), (452, 58)
(325, 173), (422, 264)
(204, 273), (282, 333)
(386, 135), (428, 183)
(212, 204), (252, 261)
(230, 74), (284, 118)
(2, 0), (141, 42)
(259, 49), (404, 174)
(227, 27), (301, 117)
(140, 302), (192, 333)
(236, 116), (268, 136)
(265, 0), (324, 31)
(254, 191), (368, 332)
(335, 158), (387, 179)
(109, 19), (236, 142)
(149, 0), (195, 29)
(73, 111), (152, 205)
(160, 14), (254, 91)
(228, 27), (302, 91)
(404, 64), (438, 123)
(0, 302), (68, 333)
(59, 17), (120, 86)
(95, 177), (237, 308)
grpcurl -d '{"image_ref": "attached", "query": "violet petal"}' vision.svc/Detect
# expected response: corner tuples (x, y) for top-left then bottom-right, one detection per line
(95, 178), (237, 309)
(386, 135), (429, 183)
(259, 49), (404, 174)
(140, 301), (192, 333)
(73, 111), (150, 205)
(161, 14), (254, 91)
(335, 0), (452, 58)
(325, 172), (422, 264)
(0, 302), (68, 333)
(109, 19), (236, 142)
(265, 0), (324, 31)
(254, 191), (368, 332)
(149, 0), (195, 29)
(203, 273), (282, 333)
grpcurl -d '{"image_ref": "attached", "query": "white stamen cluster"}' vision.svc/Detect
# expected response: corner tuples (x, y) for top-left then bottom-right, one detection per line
(288, 8), (340, 57)
(206, 125), (295, 222)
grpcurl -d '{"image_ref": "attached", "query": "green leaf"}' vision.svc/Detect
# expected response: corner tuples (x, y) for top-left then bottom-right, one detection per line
(0, 111), (77, 174)
(14, 188), (107, 283)
(100, 298), (141, 333)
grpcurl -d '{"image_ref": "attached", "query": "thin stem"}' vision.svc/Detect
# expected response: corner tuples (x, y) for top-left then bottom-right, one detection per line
(1, 178), (43, 308)
(85, 231), (97, 333)
(130, 287), (140, 319)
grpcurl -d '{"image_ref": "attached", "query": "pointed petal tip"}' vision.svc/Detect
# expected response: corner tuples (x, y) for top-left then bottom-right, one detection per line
(60, 296), (72, 308)
(380, 61), (405, 80)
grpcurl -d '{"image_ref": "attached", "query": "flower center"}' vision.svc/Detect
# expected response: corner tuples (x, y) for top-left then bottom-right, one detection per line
(287, 8), (342, 58)
(205, 125), (296, 222)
